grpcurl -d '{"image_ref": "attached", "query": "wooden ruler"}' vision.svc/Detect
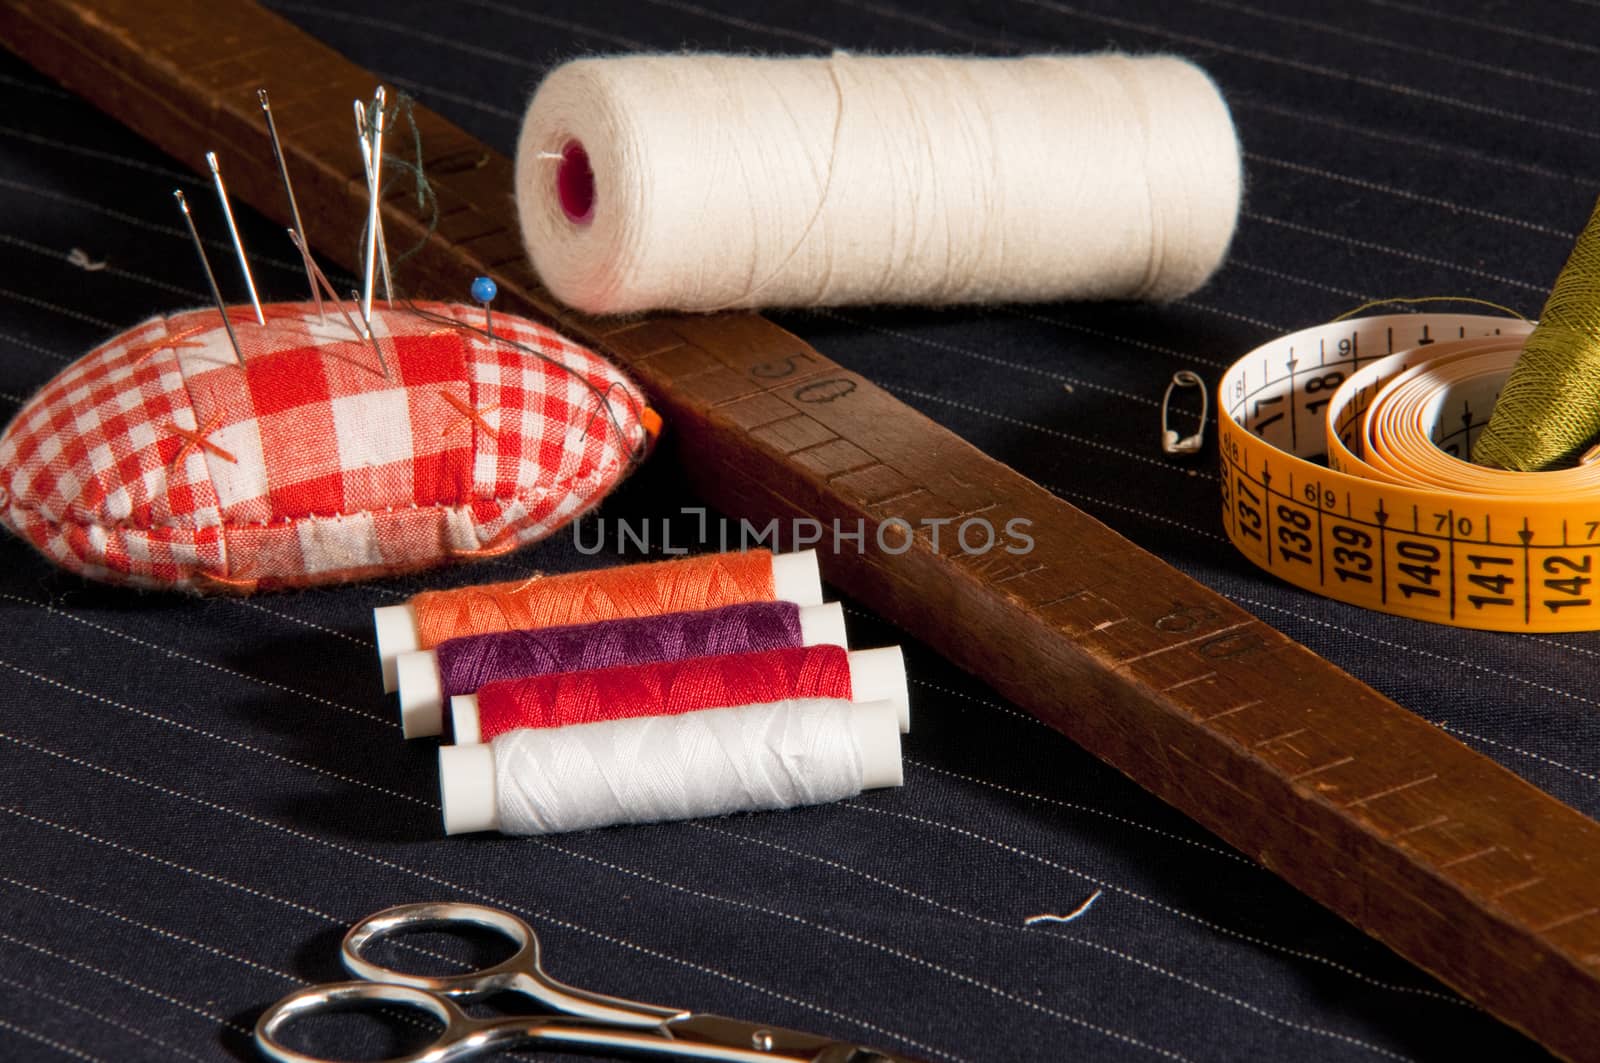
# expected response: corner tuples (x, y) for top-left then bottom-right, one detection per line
(5, 1), (1599, 1056)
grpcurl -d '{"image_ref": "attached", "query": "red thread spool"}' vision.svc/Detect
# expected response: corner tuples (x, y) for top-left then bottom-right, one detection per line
(463, 644), (854, 743)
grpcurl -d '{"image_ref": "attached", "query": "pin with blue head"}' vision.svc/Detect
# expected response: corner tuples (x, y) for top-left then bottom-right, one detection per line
(472, 276), (498, 339)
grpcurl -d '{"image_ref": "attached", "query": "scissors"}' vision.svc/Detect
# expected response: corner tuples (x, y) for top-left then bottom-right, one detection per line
(255, 901), (924, 1063)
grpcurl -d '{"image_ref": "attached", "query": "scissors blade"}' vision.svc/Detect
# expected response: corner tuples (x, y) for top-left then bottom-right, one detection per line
(662, 1013), (926, 1063)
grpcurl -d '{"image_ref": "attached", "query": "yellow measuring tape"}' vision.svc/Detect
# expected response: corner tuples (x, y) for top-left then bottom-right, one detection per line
(1219, 312), (1600, 631)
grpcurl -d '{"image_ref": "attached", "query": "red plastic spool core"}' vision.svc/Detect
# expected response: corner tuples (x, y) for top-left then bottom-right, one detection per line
(557, 141), (595, 224)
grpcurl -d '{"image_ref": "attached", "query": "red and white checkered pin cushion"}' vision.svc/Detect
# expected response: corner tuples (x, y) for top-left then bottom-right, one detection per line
(0, 301), (654, 591)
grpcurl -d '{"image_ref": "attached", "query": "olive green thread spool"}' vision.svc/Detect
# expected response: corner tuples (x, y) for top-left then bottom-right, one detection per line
(1473, 195), (1600, 471)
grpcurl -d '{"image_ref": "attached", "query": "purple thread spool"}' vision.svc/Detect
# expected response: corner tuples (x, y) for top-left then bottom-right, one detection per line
(394, 599), (848, 737)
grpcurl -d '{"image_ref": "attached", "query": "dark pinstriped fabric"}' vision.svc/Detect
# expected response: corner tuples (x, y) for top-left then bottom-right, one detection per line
(0, 2), (1595, 1059)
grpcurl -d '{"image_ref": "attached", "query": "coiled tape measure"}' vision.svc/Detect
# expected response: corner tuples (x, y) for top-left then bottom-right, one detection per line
(1220, 312), (1600, 631)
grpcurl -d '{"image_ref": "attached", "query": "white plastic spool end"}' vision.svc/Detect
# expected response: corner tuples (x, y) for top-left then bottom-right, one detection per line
(851, 700), (903, 790)
(373, 603), (420, 692)
(771, 549), (823, 606)
(439, 743), (499, 835)
(848, 645), (910, 732)
(451, 694), (484, 746)
(798, 602), (848, 648)
(396, 651), (445, 738)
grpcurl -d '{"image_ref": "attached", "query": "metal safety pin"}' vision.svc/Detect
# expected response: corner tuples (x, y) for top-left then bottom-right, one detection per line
(1161, 370), (1208, 455)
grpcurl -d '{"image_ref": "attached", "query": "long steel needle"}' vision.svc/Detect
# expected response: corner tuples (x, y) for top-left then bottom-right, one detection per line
(259, 88), (324, 321)
(174, 190), (245, 368)
(205, 151), (264, 326)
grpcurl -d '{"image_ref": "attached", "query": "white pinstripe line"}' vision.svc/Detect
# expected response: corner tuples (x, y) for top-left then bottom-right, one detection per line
(0, 592), (392, 726)
(1194, 0), (1600, 97)
(0, 123), (202, 184)
(1434, 724), (1600, 787)
(533, 838), (1194, 1062)
(1173, 299), (1284, 333)
(0, 71), (72, 99)
(831, 0), (1016, 48)
(0, 286), (116, 329)
(0, 656), (426, 804)
(902, 757), (1257, 867)
(0, 875), (300, 984)
(0, 930), (244, 1032)
(0, 175), (310, 278)
(0, 1017), (110, 1063)
(454, 0), (651, 49)
(1242, 212), (1546, 293)
(1045, 482), (1232, 543)
(0, 974), (208, 1063)
(812, 309), (1197, 405)
(689, 824), (1414, 1061)
(0, 730), (953, 1062)
(1227, 259), (1372, 302)
(264, 1), (551, 71)
(0, 233), (206, 300)
(1012, 0), (1600, 143)
(889, 385), (1218, 480)
(907, 675), (1045, 728)
(992, 308), (1232, 368)
(1232, 98), (1597, 188)
(1360, 0), (1600, 56)
(1524, 634), (1600, 664)
(0, 327), (73, 361)
(1244, 154), (1576, 240)
(845, 804), (1471, 1006)
(0, 805), (486, 980)
(224, 597), (376, 647)
(378, 72), (523, 122)
(638, 0), (839, 48)
(1, 805), (334, 921)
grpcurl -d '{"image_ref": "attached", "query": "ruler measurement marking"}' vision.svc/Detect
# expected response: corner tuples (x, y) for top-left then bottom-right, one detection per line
(1289, 756), (1357, 782)
(1537, 907), (1600, 934)
(1114, 620), (1254, 666)
(1389, 814), (1451, 839)
(1346, 773), (1440, 809)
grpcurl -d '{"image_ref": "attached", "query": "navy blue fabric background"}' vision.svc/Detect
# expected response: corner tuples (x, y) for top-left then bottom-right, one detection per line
(2, 2), (1598, 1059)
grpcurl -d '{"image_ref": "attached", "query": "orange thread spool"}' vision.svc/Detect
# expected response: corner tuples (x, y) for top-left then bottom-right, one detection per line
(413, 549), (778, 648)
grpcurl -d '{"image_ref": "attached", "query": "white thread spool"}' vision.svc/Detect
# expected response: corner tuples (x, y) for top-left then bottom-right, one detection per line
(438, 697), (903, 835)
(515, 53), (1241, 315)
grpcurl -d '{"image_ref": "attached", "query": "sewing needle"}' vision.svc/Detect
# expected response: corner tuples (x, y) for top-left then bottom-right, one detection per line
(205, 151), (265, 326)
(174, 190), (246, 368)
(259, 88), (324, 321)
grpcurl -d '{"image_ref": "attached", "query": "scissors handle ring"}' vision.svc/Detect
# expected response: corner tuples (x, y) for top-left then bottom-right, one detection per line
(343, 901), (539, 995)
(255, 980), (466, 1063)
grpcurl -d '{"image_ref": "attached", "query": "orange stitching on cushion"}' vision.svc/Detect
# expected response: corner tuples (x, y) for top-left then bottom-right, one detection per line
(128, 324), (208, 366)
(168, 413), (238, 468)
(447, 526), (520, 558)
(195, 570), (260, 593)
(438, 391), (499, 439)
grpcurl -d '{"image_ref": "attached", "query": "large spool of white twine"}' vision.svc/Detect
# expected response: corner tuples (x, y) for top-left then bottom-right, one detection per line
(515, 52), (1242, 315)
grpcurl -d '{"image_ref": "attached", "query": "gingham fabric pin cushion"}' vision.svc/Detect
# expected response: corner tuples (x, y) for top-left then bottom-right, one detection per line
(0, 301), (655, 591)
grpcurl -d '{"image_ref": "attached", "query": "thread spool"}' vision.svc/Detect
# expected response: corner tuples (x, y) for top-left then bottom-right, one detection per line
(395, 600), (849, 737)
(451, 643), (909, 744)
(1473, 194), (1600, 471)
(515, 53), (1241, 315)
(373, 548), (822, 691)
(438, 697), (904, 835)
